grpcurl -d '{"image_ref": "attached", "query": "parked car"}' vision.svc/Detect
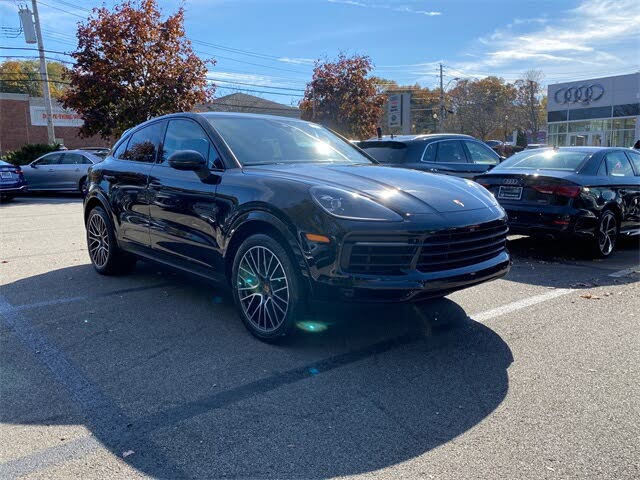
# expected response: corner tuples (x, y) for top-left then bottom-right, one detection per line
(84, 113), (511, 341)
(485, 140), (504, 148)
(0, 160), (27, 201)
(358, 134), (503, 179)
(79, 147), (111, 159)
(524, 143), (548, 150)
(475, 147), (640, 257)
(23, 150), (103, 193)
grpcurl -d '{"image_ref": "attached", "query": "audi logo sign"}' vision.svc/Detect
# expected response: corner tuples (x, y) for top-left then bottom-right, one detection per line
(554, 84), (605, 105)
(502, 179), (519, 185)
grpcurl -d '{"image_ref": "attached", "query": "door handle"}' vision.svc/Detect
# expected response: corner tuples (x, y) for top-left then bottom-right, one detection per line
(47, 169), (54, 172)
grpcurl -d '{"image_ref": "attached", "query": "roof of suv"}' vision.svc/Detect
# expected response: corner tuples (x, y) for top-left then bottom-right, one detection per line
(362, 133), (475, 144)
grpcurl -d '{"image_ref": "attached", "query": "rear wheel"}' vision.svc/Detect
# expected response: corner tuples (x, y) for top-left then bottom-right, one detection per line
(231, 233), (305, 341)
(591, 210), (618, 258)
(86, 206), (136, 275)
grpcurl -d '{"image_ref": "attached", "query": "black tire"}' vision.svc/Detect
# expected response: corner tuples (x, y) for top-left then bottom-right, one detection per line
(591, 209), (618, 258)
(231, 233), (306, 341)
(86, 206), (137, 275)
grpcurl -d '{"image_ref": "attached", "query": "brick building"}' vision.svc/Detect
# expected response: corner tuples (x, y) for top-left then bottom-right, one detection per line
(0, 92), (110, 155)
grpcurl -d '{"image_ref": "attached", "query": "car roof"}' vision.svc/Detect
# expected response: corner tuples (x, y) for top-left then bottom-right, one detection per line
(363, 133), (474, 143)
(526, 146), (628, 153)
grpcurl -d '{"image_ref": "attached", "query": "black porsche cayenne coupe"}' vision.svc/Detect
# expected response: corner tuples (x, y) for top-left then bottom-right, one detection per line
(476, 147), (640, 258)
(83, 113), (510, 340)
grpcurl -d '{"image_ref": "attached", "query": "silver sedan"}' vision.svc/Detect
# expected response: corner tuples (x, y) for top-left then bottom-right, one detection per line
(22, 150), (103, 193)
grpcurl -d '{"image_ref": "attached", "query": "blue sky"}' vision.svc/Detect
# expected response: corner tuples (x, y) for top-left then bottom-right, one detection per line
(1, 0), (638, 105)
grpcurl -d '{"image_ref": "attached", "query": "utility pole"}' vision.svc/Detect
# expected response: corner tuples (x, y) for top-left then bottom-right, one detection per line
(32, 0), (56, 145)
(438, 63), (445, 133)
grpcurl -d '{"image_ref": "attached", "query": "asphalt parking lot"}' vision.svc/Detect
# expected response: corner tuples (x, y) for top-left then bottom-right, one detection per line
(1, 196), (639, 479)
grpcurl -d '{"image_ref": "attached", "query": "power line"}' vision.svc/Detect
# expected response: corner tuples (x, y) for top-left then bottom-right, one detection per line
(214, 85), (303, 97)
(0, 55), (74, 64)
(38, 0), (86, 19)
(208, 77), (305, 92)
(0, 46), (72, 56)
(204, 102), (299, 112)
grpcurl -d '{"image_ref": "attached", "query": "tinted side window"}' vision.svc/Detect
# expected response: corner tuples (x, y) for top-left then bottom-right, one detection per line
(35, 153), (62, 166)
(123, 123), (164, 163)
(60, 153), (84, 165)
(464, 141), (499, 165)
(605, 152), (634, 177)
(162, 119), (221, 168)
(421, 143), (436, 162)
(626, 151), (640, 175)
(435, 141), (466, 163)
(113, 137), (130, 159)
(596, 160), (607, 176)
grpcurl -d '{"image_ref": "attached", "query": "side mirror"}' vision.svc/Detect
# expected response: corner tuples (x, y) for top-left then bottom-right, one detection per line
(167, 150), (207, 171)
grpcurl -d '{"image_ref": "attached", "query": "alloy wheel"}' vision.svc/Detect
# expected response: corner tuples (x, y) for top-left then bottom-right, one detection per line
(597, 213), (617, 256)
(237, 246), (290, 332)
(88, 213), (110, 268)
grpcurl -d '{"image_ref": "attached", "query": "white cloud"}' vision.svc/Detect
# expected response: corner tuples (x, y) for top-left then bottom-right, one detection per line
(277, 57), (315, 65)
(326, 0), (441, 16)
(450, 0), (640, 80)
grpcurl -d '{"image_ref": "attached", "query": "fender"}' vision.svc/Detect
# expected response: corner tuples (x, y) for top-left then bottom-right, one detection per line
(223, 208), (312, 282)
(225, 209), (302, 256)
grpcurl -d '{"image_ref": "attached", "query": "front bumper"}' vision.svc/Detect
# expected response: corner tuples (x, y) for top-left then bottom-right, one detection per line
(311, 251), (511, 303)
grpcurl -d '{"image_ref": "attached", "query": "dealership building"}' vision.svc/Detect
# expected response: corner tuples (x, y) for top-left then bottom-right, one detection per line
(546, 72), (639, 148)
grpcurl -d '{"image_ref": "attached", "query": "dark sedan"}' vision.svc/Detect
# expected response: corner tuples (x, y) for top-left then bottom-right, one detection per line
(476, 147), (640, 257)
(0, 160), (27, 201)
(84, 113), (510, 341)
(358, 134), (503, 179)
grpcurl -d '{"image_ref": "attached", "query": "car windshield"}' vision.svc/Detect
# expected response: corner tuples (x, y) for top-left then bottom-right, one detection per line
(206, 116), (373, 166)
(499, 149), (590, 171)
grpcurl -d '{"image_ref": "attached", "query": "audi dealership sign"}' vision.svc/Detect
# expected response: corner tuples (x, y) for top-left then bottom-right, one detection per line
(553, 83), (605, 105)
(547, 73), (639, 112)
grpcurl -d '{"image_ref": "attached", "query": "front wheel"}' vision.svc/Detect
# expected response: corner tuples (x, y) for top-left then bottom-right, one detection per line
(86, 206), (137, 275)
(591, 210), (618, 258)
(231, 233), (305, 341)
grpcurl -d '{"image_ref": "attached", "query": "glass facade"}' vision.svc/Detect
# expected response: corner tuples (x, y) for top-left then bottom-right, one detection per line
(548, 116), (637, 147)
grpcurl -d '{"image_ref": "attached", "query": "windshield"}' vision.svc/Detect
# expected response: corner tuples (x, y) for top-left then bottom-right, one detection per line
(207, 116), (373, 166)
(499, 149), (590, 172)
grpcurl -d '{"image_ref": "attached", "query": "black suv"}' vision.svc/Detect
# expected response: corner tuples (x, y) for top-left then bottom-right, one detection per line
(84, 113), (510, 341)
(359, 134), (503, 178)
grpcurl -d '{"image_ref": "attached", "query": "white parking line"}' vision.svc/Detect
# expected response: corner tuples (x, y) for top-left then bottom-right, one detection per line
(608, 267), (640, 278)
(473, 288), (573, 323)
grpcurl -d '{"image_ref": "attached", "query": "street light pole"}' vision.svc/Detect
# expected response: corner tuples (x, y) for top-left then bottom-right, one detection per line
(31, 0), (56, 145)
(438, 63), (444, 133)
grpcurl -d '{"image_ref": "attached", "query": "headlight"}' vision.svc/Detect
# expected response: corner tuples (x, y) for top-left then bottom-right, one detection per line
(310, 186), (402, 221)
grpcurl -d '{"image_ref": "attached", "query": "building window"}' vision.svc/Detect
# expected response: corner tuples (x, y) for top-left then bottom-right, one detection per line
(548, 110), (568, 122)
(613, 103), (640, 117)
(568, 106), (613, 121)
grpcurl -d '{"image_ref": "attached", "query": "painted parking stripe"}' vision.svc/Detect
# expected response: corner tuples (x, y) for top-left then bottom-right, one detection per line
(472, 288), (573, 323)
(608, 267), (640, 278)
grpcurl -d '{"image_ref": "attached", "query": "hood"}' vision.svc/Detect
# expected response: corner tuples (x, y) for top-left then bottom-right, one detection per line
(246, 163), (499, 214)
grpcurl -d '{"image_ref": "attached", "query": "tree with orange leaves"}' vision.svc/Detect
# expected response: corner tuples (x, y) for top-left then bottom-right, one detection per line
(300, 53), (385, 140)
(61, 0), (214, 139)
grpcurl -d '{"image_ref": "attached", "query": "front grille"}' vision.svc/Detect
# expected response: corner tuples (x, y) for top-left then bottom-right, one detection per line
(345, 220), (508, 275)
